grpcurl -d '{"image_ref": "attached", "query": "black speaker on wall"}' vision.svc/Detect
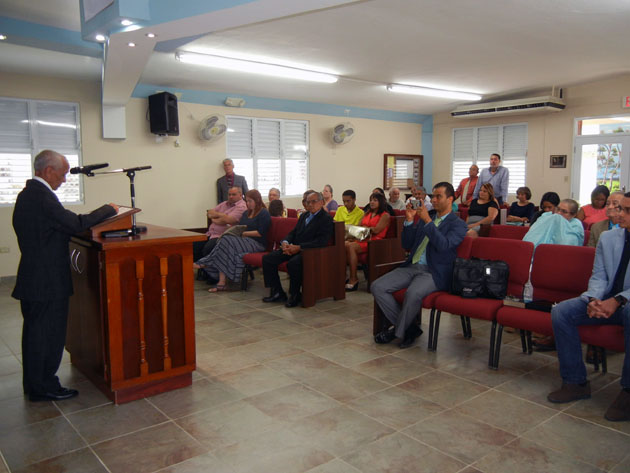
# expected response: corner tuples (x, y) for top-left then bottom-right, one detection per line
(148, 92), (179, 136)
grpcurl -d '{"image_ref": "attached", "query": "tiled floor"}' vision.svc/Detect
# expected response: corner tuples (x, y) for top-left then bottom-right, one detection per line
(0, 274), (629, 473)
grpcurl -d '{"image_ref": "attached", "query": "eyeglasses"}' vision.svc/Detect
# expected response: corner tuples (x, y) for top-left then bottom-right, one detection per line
(607, 203), (623, 212)
(621, 206), (630, 215)
(305, 199), (320, 204)
(556, 208), (571, 215)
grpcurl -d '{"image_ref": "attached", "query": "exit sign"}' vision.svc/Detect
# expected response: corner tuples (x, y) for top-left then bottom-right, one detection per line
(624, 96), (630, 108)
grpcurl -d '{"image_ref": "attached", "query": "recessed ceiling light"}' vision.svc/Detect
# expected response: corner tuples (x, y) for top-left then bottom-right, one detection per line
(121, 19), (133, 26)
(128, 42), (136, 47)
(0, 34), (6, 40)
(95, 34), (106, 42)
(145, 33), (156, 38)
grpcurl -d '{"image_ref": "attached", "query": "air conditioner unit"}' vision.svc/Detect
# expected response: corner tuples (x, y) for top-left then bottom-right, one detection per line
(451, 95), (565, 119)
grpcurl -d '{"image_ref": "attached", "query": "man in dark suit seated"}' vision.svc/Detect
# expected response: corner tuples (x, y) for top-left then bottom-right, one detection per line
(371, 182), (468, 348)
(262, 191), (334, 307)
(216, 158), (248, 203)
(12, 150), (118, 402)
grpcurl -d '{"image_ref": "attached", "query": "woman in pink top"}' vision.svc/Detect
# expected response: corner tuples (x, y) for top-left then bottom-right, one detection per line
(577, 185), (609, 227)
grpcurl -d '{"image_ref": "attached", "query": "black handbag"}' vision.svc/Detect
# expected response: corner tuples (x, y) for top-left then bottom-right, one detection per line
(452, 257), (510, 299)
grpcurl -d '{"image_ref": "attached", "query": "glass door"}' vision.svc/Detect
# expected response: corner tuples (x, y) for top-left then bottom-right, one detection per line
(572, 116), (630, 205)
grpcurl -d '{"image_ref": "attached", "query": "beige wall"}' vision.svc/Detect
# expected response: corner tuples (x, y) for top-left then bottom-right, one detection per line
(0, 71), (422, 277)
(433, 73), (630, 204)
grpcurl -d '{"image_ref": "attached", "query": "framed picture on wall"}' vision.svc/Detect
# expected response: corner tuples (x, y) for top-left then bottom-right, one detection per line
(550, 155), (567, 168)
(383, 154), (423, 190)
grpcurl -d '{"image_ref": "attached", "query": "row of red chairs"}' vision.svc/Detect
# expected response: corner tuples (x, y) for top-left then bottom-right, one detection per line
(487, 224), (591, 246)
(373, 237), (625, 370)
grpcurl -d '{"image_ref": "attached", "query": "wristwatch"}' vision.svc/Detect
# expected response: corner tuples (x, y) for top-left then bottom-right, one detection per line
(614, 295), (628, 307)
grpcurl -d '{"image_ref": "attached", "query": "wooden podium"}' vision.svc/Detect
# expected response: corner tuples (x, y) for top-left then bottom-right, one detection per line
(66, 213), (206, 404)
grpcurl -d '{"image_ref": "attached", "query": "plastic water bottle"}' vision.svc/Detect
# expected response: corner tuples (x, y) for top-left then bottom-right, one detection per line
(523, 280), (533, 303)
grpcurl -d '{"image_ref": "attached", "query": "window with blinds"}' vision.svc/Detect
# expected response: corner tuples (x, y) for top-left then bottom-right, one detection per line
(451, 123), (527, 195)
(226, 116), (308, 197)
(0, 97), (82, 205)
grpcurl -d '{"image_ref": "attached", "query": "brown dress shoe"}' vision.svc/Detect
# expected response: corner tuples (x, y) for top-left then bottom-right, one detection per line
(605, 390), (630, 422)
(547, 381), (591, 403)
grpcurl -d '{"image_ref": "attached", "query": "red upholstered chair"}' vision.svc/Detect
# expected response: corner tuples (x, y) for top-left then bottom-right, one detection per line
(488, 224), (529, 240)
(578, 325), (625, 373)
(372, 236), (474, 336)
(494, 244), (595, 368)
(393, 209), (407, 217)
(431, 237), (534, 367)
(458, 206), (469, 221)
(286, 208), (298, 218)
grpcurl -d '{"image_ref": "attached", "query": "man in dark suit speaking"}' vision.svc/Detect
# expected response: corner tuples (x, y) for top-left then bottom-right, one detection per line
(12, 150), (118, 402)
(262, 191), (333, 307)
(371, 182), (467, 348)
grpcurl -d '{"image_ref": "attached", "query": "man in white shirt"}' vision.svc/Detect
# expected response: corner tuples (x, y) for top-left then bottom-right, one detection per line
(388, 187), (406, 210)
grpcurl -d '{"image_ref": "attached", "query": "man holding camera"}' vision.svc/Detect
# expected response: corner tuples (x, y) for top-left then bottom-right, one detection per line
(371, 182), (467, 348)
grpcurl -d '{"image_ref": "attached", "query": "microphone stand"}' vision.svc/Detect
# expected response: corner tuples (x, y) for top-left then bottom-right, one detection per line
(89, 166), (152, 237)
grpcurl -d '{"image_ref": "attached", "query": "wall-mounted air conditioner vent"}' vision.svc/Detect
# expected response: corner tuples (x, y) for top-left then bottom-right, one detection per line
(451, 95), (565, 119)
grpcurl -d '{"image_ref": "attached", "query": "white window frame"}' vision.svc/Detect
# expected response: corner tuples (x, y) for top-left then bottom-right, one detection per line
(225, 115), (309, 197)
(0, 97), (83, 206)
(451, 123), (528, 196)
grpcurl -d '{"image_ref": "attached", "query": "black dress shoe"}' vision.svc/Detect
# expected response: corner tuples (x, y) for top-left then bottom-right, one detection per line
(374, 327), (396, 344)
(399, 324), (423, 349)
(263, 290), (287, 303)
(285, 293), (301, 308)
(29, 387), (79, 402)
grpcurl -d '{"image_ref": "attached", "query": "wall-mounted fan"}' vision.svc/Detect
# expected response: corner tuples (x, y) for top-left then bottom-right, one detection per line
(330, 122), (355, 145)
(198, 115), (227, 142)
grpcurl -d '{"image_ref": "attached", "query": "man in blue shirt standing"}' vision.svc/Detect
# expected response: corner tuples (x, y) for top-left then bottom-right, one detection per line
(472, 153), (509, 206)
(371, 182), (467, 349)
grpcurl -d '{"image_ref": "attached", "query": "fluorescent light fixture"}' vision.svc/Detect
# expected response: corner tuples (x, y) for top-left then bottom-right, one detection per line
(386, 84), (482, 101)
(175, 51), (338, 84)
(120, 19), (133, 26)
(95, 34), (106, 42)
(145, 32), (156, 38)
(0, 34), (6, 40)
(128, 42), (136, 47)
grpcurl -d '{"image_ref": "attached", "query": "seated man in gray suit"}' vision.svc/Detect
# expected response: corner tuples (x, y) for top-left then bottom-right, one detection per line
(217, 158), (248, 203)
(371, 182), (467, 349)
(262, 191), (333, 308)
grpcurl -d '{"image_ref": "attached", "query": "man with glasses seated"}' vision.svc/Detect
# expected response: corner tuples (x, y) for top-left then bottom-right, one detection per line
(262, 191), (333, 307)
(523, 199), (584, 249)
(588, 191), (624, 248)
(548, 192), (630, 422)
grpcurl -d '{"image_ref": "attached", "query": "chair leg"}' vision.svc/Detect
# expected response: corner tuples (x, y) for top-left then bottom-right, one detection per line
(248, 267), (255, 280)
(428, 309), (435, 351)
(488, 320), (498, 369)
(519, 330), (527, 353)
(459, 316), (467, 338)
(429, 310), (442, 351)
(241, 268), (248, 291)
(600, 347), (608, 373)
(591, 345), (600, 372)
(494, 324), (504, 369)
(526, 331), (533, 354)
(465, 316), (472, 339)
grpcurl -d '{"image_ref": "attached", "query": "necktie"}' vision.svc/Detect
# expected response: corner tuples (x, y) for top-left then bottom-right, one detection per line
(411, 217), (443, 264)
(610, 230), (630, 296)
(305, 213), (313, 226)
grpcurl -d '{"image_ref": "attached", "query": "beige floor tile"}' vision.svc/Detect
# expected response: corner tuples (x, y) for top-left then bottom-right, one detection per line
(397, 370), (489, 408)
(353, 354), (433, 385)
(52, 379), (112, 414)
(214, 364), (294, 397)
(290, 406), (394, 457)
(67, 398), (168, 443)
(473, 437), (604, 473)
(304, 459), (362, 473)
(455, 389), (556, 435)
(319, 320), (372, 340)
(348, 386), (445, 429)
(10, 448), (108, 473)
(148, 378), (243, 419)
(302, 365), (388, 403)
(228, 338), (304, 363)
(564, 381), (630, 435)
(435, 354), (525, 388)
(278, 330), (346, 351)
(245, 383), (340, 422)
(404, 409), (516, 464)
(93, 422), (206, 473)
(157, 452), (237, 473)
(264, 352), (342, 382)
(0, 395), (62, 430)
(521, 412), (630, 470)
(229, 310), (281, 326)
(195, 347), (258, 376)
(0, 416), (86, 471)
(311, 341), (385, 367)
(342, 432), (466, 473)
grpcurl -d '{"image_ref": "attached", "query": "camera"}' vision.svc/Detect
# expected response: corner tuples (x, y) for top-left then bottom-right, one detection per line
(410, 199), (421, 209)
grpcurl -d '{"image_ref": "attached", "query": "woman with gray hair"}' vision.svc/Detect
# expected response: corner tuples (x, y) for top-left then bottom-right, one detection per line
(322, 184), (338, 212)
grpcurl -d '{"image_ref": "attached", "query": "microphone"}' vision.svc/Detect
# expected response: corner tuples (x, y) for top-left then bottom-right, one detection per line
(70, 163), (109, 175)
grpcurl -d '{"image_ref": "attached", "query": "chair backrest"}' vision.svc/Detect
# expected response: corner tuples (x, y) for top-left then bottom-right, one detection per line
(384, 215), (404, 238)
(583, 229), (590, 246)
(286, 208), (298, 218)
(329, 210), (336, 217)
(488, 224), (529, 240)
(393, 209), (406, 217)
(470, 237), (534, 297)
(457, 236), (473, 258)
(458, 207), (469, 221)
(531, 244), (595, 302)
(267, 217), (298, 251)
